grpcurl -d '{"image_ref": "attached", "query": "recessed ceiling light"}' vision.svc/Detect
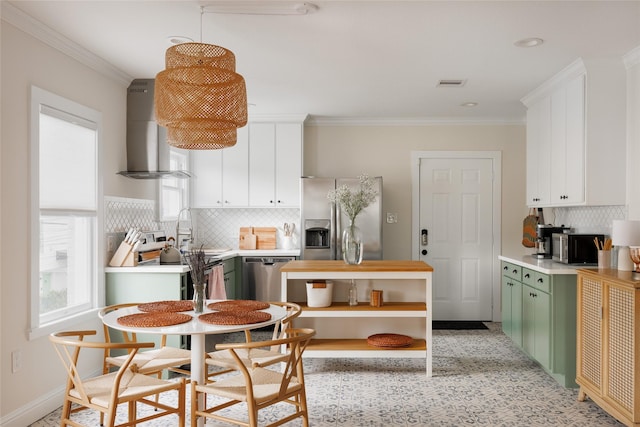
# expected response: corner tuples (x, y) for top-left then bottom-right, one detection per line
(514, 38), (544, 48)
(167, 36), (194, 45)
(461, 102), (478, 107)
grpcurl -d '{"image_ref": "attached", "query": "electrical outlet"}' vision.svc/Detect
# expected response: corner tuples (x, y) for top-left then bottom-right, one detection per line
(386, 212), (398, 224)
(11, 349), (22, 373)
(107, 235), (116, 252)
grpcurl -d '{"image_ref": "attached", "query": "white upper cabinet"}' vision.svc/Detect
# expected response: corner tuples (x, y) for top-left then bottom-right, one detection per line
(190, 117), (305, 208)
(190, 126), (249, 208)
(549, 74), (585, 205)
(522, 58), (626, 207)
(526, 96), (552, 206)
(249, 122), (303, 207)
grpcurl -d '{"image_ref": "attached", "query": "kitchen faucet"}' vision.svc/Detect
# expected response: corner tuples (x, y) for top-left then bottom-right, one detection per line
(176, 208), (193, 252)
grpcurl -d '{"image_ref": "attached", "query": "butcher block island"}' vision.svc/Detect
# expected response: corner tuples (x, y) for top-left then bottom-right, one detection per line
(280, 260), (433, 376)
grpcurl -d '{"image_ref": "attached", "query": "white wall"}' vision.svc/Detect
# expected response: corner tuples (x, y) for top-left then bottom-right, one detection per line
(303, 124), (528, 259)
(626, 47), (640, 218)
(0, 21), (153, 425)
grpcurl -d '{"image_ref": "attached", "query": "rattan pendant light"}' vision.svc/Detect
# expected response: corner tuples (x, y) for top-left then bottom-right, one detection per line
(155, 42), (248, 149)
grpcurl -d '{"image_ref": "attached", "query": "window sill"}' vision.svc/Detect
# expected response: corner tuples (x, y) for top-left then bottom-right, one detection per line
(29, 308), (101, 340)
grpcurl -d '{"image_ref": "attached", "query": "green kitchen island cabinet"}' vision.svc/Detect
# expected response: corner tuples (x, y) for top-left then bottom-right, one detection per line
(499, 257), (579, 388)
(105, 267), (191, 350)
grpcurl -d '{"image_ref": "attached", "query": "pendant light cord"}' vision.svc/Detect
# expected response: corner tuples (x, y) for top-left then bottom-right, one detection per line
(200, 6), (204, 42)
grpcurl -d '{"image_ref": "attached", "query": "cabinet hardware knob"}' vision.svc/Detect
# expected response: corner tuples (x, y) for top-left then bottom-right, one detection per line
(537, 278), (543, 283)
(504, 266), (508, 271)
(525, 273), (530, 278)
(513, 269), (517, 274)
(421, 249), (428, 255)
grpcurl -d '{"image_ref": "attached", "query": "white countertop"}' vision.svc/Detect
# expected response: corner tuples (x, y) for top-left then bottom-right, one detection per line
(498, 254), (596, 275)
(105, 249), (300, 274)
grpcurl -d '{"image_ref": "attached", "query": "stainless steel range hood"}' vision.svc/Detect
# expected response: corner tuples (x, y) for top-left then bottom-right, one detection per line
(117, 79), (190, 179)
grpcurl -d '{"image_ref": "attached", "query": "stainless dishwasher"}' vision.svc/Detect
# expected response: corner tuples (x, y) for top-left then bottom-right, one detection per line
(242, 257), (295, 301)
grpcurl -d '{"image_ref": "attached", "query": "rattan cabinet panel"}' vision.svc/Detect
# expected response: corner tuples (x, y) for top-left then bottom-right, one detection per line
(576, 269), (640, 427)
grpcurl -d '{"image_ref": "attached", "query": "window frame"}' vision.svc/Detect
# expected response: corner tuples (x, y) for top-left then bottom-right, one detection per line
(157, 148), (189, 222)
(29, 86), (104, 340)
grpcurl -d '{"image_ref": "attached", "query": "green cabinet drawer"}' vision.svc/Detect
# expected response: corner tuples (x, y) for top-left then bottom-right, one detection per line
(522, 268), (551, 293)
(502, 261), (522, 281)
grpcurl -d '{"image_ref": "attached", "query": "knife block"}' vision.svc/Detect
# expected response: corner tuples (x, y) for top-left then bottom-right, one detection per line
(108, 241), (138, 267)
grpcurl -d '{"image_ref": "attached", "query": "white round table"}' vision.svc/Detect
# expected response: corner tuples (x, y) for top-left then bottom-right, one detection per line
(101, 301), (287, 426)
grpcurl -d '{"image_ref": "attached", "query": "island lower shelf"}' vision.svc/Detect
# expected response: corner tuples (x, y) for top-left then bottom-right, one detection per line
(296, 301), (427, 317)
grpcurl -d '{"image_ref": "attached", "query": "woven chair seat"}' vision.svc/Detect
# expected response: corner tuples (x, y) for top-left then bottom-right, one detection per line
(106, 346), (191, 374)
(207, 347), (288, 370)
(69, 369), (179, 408)
(206, 367), (301, 404)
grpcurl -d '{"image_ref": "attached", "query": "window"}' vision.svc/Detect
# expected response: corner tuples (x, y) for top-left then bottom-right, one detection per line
(158, 149), (189, 221)
(30, 86), (103, 338)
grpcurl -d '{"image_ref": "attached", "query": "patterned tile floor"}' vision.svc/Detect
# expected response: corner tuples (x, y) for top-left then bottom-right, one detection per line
(31, 323), (622, 426)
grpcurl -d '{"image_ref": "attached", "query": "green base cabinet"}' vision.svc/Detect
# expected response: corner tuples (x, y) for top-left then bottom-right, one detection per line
(501, 261), (577, 388)
(105, 271), (189, 351)
(501, 263), (523, 346)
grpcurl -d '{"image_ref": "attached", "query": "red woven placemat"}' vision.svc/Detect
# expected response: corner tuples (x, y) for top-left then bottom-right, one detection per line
(198, 311), (271, 325)
(117, 312), (192, 327)
(138, 300), (194, 312)
(207, 300), (270, 312)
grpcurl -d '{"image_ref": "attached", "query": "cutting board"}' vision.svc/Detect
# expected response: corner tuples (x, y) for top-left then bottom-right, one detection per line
(239, 227), (276, 249)
(239, 228), (257, 250)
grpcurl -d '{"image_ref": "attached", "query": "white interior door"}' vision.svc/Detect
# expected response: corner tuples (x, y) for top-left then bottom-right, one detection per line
(419, 157), (494, 320)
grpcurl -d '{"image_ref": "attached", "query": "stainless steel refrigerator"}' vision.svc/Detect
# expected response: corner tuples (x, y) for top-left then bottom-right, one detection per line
(301, 177), (383, 260)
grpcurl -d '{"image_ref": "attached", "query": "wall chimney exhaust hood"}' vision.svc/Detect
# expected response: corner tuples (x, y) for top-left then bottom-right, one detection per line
(117, 79), (190, 179)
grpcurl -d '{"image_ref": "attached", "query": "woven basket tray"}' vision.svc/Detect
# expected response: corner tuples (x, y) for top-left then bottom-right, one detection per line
(117, 312), (192, 328)
(198, 311), (271, 326)
(367, 333), (414, 348)
(207, 300), (270, 312)
(138, 300), (194, 313)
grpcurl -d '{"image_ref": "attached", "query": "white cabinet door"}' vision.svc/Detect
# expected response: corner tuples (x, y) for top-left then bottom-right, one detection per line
(550, 74), (585, 206)
(526, 97), (551, 206)
(190, 149), (222, 208)
(274, 123), (302, 207)
(222, 126), (249, 206)
(563, 74), (586, 204)
(248, 123), (276, 206)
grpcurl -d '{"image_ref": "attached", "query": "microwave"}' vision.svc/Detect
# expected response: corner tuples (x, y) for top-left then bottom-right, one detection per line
(552, 233), (604, 265)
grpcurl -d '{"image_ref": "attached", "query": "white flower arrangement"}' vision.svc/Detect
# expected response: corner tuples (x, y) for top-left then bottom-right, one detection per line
(327, 174), (378, 223)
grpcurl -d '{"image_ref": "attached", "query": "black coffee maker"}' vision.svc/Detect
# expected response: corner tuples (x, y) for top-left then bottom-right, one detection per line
(535, 224), (569, 259)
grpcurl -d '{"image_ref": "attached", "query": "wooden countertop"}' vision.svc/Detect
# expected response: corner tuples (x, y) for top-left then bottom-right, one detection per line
(281, 260), (433, 273)
(577, 267), (640, 288)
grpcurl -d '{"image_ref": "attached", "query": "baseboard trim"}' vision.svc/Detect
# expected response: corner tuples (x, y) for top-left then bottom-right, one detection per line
(1, 386), (64, 427)
(1, 367), (102, 426)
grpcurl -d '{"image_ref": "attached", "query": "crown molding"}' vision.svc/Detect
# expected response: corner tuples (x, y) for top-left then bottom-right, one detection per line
(1, 2), (132, 86)
(305, 116), (525, 126)
(624, 45), (640, 69)
(520, 58), (586, 107)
